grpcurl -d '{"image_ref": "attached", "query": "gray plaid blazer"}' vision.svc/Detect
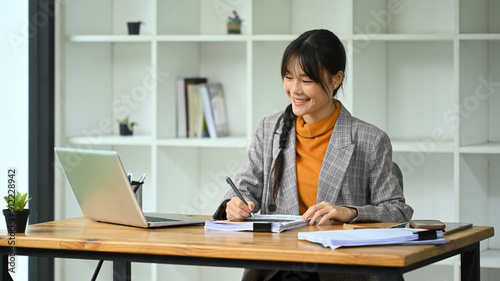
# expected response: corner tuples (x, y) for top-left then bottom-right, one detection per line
(220, 103), (414, 281)
(222, 103), (413, 223)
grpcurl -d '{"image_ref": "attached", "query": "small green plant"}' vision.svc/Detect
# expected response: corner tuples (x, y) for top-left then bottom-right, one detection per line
(117, 116), (137, 131)
(4, 191), (31, 211)
(227, 10), (243, 25)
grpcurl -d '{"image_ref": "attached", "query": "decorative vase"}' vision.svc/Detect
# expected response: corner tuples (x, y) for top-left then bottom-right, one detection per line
(3, 209), (30, 233)
(119, 124), (133, 136)
(227, 23), (241, 34)
(127, 22), (141, 35)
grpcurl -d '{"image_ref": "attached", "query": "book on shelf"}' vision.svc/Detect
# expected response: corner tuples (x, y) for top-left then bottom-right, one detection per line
(199, 83), (230, 139)
(176, 77), (208, 138)
(186, 84), (208, 138)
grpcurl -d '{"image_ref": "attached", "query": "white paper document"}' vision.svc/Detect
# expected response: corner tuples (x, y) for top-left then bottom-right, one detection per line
(298, 228), (446, 250)
(205, 214), (309, 233)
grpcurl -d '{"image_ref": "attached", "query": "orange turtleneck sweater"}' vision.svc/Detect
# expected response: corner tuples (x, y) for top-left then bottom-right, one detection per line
(295, 100), (341, 214)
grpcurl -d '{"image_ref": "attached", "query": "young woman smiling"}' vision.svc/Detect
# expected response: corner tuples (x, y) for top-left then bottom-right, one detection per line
(213, 29), (414, 281)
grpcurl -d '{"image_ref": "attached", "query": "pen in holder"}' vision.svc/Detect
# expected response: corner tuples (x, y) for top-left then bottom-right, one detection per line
(131, 180), (143, 210)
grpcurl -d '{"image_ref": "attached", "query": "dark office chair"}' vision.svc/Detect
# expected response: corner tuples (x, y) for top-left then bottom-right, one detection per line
(392, 162), (403, 191)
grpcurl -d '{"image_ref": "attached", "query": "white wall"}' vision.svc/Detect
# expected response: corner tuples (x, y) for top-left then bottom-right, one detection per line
(0, 1), (30, 280)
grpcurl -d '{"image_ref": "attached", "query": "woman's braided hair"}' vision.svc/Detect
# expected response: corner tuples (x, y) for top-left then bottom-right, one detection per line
(269, 29), (347, 202)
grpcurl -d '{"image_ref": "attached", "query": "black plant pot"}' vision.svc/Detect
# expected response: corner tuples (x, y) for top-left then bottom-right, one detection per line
(3, 209), (30, 233)
(119, 124), (133, 136)
(127, 22), (141, 35)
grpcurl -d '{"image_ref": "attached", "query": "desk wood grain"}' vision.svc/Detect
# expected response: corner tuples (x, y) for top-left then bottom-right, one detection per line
(0, 217), (494, 268)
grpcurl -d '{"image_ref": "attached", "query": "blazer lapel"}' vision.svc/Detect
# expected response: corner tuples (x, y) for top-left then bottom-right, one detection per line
(317, 105), (355, 204)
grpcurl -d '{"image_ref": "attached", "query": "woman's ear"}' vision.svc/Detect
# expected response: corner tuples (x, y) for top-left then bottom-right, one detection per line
(333, 71), (344, 89)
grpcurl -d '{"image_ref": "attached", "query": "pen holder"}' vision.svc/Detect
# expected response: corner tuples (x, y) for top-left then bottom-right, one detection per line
(131, 181), (143, 210)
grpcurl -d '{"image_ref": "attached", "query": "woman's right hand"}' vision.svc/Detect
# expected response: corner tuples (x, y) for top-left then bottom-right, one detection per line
(226, 196), (255, 221)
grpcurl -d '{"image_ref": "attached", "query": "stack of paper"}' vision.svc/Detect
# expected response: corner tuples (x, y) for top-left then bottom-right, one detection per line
(205, 214), (309, 233)
(298, 228), (446, 250)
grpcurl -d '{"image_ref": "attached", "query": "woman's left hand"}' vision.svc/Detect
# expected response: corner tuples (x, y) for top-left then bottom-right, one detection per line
(301, 201), (358, 226)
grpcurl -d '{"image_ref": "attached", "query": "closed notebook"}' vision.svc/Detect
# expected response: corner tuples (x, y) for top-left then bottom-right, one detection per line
(205, 214), (309, 233)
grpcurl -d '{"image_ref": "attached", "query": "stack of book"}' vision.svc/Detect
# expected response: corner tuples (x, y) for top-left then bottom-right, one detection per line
(176, 78), (230, 139)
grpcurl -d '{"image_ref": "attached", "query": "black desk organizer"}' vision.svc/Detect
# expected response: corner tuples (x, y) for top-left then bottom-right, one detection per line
(131, 180), (143, 210)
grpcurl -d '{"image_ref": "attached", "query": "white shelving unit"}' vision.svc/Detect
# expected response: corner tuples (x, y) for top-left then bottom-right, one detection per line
(55, 1), (499, 280)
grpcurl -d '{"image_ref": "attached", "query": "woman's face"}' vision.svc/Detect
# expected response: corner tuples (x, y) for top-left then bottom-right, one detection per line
(283, 60), (338, 124)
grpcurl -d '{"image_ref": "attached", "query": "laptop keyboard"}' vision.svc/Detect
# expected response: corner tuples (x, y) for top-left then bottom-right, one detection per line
(145, 216), (180, 222)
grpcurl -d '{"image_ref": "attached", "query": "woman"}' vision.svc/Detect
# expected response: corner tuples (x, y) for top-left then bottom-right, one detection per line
(213, 29), (413, 281)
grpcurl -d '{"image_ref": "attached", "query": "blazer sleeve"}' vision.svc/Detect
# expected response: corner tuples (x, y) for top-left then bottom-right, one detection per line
(349, 131), (414, 223)
(214, 117), (271, 219)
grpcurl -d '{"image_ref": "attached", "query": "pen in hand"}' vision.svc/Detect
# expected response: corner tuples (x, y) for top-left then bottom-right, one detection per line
(225, 176), (254, 218)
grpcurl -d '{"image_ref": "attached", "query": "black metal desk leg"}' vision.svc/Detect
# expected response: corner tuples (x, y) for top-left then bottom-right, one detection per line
(461, 242), (480, 281)
(113, 261), (131, 281)
(378, 270), (404, 281)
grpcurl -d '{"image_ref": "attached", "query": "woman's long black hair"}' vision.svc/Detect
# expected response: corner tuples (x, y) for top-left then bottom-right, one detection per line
(269, 29), (347, 202)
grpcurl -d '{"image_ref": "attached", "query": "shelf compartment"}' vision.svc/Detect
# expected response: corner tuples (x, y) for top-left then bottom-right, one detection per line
(157, 0), (250, 36)
(460, 0), (500, 34)
(353, 0), (454, 35)
(253, 0), (351, 35)
(459, 154), (500, 250)
(64, 42), (153, 138)
(64, 0), (154, 36)
(459, 41), (500, 146)
(353, 41), (454, 142)
(156, 41), (247, 139)
(156, 146), (247, 214)
(394, 152), (455, 221)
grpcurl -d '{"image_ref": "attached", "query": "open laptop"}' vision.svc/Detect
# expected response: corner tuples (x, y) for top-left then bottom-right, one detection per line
(55, 147), (207, 228)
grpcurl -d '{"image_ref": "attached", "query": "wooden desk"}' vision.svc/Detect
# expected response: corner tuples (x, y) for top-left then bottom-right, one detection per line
(0, 217), (494, 281)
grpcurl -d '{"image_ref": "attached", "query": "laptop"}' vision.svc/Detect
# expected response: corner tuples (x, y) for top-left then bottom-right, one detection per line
(54, 147), (207, 228)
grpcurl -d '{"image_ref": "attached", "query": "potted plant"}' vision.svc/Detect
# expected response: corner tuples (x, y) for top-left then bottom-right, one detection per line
(117, 116), (137, 136)
(127, 21), (145, 35)
(227, 10), (243, 34)
(3, 191), (32, 233)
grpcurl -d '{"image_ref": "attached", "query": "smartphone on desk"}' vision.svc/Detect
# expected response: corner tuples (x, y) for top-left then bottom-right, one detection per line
(410, 220), (446, 230)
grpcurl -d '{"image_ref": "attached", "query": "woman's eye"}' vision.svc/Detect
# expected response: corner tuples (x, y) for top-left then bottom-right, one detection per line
(285, 76), (293, 80)
(302, 80), (313, 83)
